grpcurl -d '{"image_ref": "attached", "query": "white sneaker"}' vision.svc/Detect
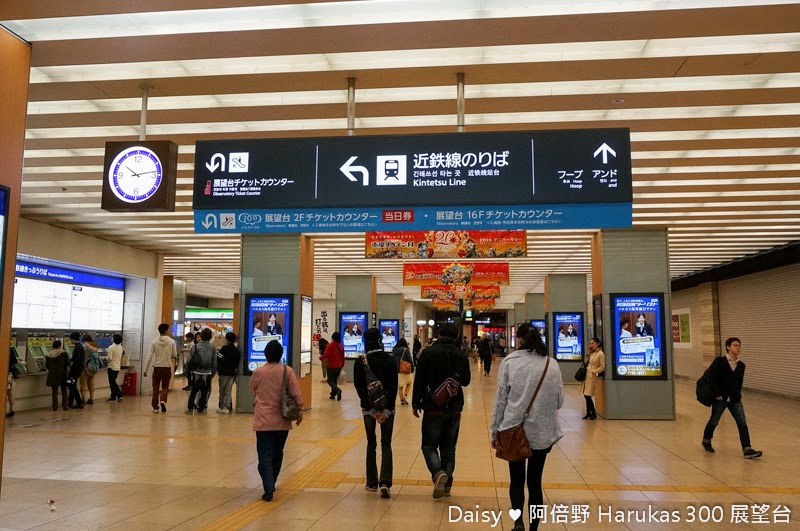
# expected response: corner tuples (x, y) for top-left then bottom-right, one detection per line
(152, 408), (159, 414)
(217, 408), (229, 414)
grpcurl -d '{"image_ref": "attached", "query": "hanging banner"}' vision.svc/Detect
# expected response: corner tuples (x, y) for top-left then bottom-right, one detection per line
(402, 262), (509, 286)
(365, 230), (526, 259)
(433, 298), (496, 311)
(421, 285), (501, 300)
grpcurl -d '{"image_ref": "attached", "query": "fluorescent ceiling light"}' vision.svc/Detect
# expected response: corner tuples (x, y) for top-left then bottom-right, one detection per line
(2, 1), (791, 41)
(28, 33), (800, 84)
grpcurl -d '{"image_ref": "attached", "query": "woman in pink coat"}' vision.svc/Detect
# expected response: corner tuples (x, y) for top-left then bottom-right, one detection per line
(249, 340), (304, 501)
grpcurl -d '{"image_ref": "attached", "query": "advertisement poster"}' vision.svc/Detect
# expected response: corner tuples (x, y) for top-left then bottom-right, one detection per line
(246, 295), (292, 371)
(553, 313), (583, 361)
(301, 295), (312, 364)
(365, 230), (526, 259)
(421, 285), (500, 300)
(433, 298), (496, 311)
(340, 312), (367, 358)
(403, 262), (509, 286)
(379, 319), (399, 352)
(612, 294), (665, 378)
(530, 319), (547, 345)
(671, 310), (691, 344)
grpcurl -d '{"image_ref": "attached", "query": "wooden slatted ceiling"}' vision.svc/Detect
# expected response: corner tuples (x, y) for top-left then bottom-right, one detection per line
(4, 1), (800, 303)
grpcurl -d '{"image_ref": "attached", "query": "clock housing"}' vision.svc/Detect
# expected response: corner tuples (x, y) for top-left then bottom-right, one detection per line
(101, 140), (178, 212)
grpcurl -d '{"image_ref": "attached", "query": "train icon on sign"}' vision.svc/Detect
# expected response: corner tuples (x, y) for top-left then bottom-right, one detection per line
(376, 155), (406, 186)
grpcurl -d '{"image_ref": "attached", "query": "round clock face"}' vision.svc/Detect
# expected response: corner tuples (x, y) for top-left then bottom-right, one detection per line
(108, 146), (163, 203)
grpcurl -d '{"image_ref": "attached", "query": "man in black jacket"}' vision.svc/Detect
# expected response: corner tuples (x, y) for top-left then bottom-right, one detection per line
(412, 323), (471, 499)
(702, 337), (762, 458)
(354, 328), (398, 499)
(216, 332), (241, 414)
(66, 332), (85, 409)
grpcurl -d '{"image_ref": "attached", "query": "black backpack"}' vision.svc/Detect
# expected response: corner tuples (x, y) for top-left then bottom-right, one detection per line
(361, 353), (387, 410)
(696, 361), (715, 407)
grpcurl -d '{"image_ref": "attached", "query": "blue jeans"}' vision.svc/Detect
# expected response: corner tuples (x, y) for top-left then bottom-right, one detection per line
(256, 430), (289, 494)
(363, 413), (394, 488)
(421, 410), (461, 487)
(703, 399), (751, 449)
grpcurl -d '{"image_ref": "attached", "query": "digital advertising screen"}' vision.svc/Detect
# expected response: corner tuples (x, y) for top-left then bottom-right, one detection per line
(593, 295), (604, 344)
(300, 295), (312, 364)
(245, 295), (292, 372)
(553, 312), (583, 361)
(340, 312), (367, 358)
(612, 294), (666, 379)
(379, 319), (399, 352)
(530, 319), (547, 346)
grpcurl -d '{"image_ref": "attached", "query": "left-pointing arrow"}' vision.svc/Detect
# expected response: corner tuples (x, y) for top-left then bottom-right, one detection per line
(202, 213), (217, 229)
(340, 156), (369, 186)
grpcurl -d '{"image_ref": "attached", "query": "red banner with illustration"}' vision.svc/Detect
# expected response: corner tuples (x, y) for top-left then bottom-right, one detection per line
(433, 298), (496, 311)
(421, 285), (501, 300)
(365, 230), (526, 259)
(403, 262), (509, 286)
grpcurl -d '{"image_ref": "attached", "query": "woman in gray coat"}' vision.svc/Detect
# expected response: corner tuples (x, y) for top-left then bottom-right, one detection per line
(491, 323), (563, 531)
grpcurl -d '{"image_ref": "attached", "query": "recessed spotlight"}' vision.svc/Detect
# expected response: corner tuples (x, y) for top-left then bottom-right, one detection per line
(612, 98), (625, 104)
(61, 187), (69, 191)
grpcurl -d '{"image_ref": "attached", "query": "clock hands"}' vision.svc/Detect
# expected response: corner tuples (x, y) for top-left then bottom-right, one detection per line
(124, 166), (156, 178)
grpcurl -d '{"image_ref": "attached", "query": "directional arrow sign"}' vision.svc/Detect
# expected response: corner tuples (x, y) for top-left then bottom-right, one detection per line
(201, 213), (217, 229)
(340, 156), (369, 186)
(593, 143), (617, 164)
(206, 153), (226, 173)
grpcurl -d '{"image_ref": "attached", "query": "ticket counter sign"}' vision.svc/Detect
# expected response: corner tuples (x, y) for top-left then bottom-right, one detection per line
(365, 230), (525, 259)
(403, 262), (509, 286)
(612, 294), (666, 379)
(193, 128), (632, 233)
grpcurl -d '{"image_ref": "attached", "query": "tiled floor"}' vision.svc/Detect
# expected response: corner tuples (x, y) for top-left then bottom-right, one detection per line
(1, 363), (799, 530)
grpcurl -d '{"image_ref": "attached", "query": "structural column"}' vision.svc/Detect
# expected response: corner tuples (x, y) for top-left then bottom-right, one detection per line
(525, 294), (544, 321)
(236, 234), (314, 412)
(592, 229), (675, 419)
(337, 275), (377, 380)
(544, 275), (587, 383)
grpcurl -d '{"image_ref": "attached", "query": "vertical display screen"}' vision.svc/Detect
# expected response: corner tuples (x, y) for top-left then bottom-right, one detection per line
(300, 295), (312, 364)
(379, 319), (399, 352)
(340, 312), (367, 358)
(612, 294), (665, 379)
(553, 313), (583, 361)
(593, 295), (603, 344)
(246, 295), (292, 371)
(529, 319), (547, 346)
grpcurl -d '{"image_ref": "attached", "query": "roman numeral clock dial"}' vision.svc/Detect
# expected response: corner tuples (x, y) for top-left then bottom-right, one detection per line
(108, 146), (163, 203)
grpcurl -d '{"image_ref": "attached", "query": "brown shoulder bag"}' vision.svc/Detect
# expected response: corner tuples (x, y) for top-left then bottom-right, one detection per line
(495, 356), (550, 462)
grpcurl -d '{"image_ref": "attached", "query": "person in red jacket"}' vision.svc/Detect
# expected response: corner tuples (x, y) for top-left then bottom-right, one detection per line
(320, 331), (345, 401)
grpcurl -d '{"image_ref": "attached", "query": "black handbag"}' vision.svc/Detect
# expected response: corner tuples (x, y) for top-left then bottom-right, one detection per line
(696, 373), (714, 407)
(574, 362), (587, 382)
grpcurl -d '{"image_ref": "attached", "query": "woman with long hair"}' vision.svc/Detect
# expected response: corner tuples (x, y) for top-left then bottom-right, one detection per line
(581, 337), (606, 420)
(491, 323), (563, 531)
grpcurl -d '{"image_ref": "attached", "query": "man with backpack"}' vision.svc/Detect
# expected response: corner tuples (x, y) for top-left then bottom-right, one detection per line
(701, 337), (762, 459)
(412, 323), (471, 499)
(353, 328), (398, 499)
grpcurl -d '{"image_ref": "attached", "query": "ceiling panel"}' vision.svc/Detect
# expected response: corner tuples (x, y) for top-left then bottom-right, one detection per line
(4, 0), (799, 304)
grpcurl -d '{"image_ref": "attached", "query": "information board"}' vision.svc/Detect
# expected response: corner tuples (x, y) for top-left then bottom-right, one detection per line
(612, 294), (666, 379)
(0, 187), (8, 326)
(12, 277), (72, 329)
(379, 319), (399, 352)
(245, 295), (292, 372)
(553, 313), (584, 361)
(340, 312), (367, 358)
(70, 285), (125, 330)
(193, 128), (632, 233)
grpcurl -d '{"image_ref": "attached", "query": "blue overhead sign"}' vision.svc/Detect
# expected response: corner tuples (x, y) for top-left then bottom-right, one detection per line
(192, 129), (632, 233)
(194, 203), (632, 233)
(14, 260), (125, 290)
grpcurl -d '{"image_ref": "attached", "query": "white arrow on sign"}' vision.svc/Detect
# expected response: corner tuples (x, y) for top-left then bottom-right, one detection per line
(340, 156), (369, 186)
(201, 213), (217, 229)
(593, 143), (617, 164)
(206, 153), (226, 173)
